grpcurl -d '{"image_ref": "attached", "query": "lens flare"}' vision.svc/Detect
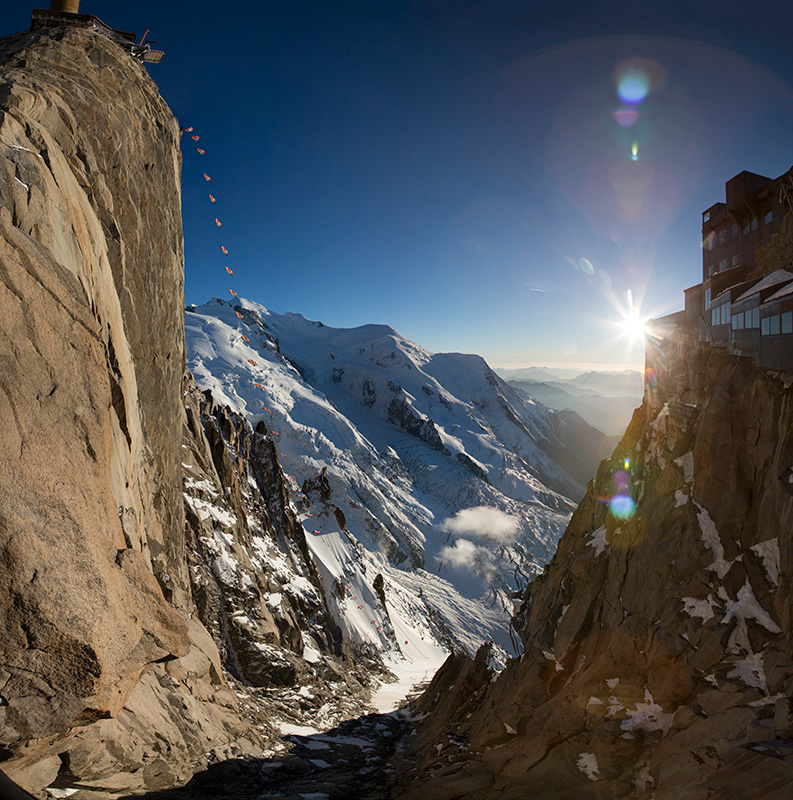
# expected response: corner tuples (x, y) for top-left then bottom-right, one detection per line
(617, 68), (650, 105)
(613, 57), (666, 110)
(612, 108), (640, 127)
(578, 257), (595, 276)
(631, 141), (639, 161)
(609, 494), (636, 519)
(645, 367), (658, 389)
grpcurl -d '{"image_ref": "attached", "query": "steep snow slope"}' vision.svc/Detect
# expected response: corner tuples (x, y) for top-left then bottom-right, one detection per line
(186, 298), (581, 664)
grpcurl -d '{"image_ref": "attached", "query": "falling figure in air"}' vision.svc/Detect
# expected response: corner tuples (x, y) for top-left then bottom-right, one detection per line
(225, 266), (233, 275)
(229, 289), (237, 298)
(197, 148), (205, 155)
(203, 173), (211, 182)
(215, 218), (222, 227)
(209, 194), (216, 203)
(221, 246), (229, 255)
(191, 135), (200, 141)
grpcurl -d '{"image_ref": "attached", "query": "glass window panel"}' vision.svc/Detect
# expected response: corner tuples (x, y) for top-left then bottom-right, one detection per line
(770, 315), (780, 335)
(751, 217), (759, 231)
(762, 317), (770, 335)
(782, 311), (793, 335)
(765, 210), (773, 224)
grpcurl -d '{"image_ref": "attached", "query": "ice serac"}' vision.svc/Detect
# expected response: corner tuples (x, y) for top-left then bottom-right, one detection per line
(0, 26), (255, 795)
(395, 342), (793, 797)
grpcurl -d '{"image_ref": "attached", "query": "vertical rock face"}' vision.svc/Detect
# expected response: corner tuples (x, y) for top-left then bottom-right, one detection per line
(396, 344), (793, 798)
(0, 29), (253, 800)
(0, 29), (381, 796)
(0, 24), (205, 790)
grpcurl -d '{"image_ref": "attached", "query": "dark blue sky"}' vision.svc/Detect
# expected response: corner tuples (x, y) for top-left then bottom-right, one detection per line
(7, 1), (793, 368)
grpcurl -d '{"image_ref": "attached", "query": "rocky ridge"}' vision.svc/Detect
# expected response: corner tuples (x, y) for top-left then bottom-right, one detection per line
(393, 337), (793, 798)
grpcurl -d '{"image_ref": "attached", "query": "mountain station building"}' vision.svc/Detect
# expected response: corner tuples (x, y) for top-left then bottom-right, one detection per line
(650, 166), (793, 378)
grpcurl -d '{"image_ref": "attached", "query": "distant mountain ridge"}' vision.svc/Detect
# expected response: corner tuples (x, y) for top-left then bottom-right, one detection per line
(495, 366), (643, 435)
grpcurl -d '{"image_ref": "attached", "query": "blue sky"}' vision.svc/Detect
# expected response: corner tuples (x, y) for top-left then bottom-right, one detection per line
(8, 1), (793, 369)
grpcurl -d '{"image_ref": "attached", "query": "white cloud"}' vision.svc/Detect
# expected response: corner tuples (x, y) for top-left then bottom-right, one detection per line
(439, 506), (520, 543)
(440, 539), (497, 580)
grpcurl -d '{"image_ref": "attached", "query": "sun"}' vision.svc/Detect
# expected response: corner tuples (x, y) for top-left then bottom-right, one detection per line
(621, 311), (647, 341)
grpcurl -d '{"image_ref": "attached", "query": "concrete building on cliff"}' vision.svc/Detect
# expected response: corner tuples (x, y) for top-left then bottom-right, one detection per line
(649, 165), (793, 383)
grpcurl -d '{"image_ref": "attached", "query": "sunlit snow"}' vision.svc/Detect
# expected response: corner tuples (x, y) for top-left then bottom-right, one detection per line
(185, 297), (576, 695)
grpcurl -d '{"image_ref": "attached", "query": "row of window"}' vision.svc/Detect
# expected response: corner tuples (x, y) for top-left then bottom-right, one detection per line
(706, 254), (741, 276)
(731, 308), (760, 329)
(719, 307), (793, 334)
(712, 303), (731, 326)
(761, 312), (793, 336)
(703, 210), (773, 250)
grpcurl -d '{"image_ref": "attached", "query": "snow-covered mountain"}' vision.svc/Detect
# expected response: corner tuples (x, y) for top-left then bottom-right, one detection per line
(185, 298), (595, 665)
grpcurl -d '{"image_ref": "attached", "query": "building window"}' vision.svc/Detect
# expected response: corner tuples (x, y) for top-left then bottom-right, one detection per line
(706, 263), (715, 277)
(762, 315), (781, 335)
(744, 222), (751, 235)
(752, 307), (760, 328)
(705, 234), (715, 251)
(705, 287), (712, 309)
(732, 223), (738, 238)
(765, 210), (773, 224)
(719, 258), (727, 272)
(751, 217), (759, 231)
(732, 312), (744, 330)
(713, 304), (730, 325)
(703, 211), (710, 223)
(718, 229), (727, 244)
(732, 254), (739, 266)
(782, 311), (793, 335)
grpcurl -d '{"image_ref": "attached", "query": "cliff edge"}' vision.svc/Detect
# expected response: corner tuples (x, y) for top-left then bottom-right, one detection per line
(396, 341), (793, 797)
(0, 25), (381, 798)
(0, 24), (248, 796)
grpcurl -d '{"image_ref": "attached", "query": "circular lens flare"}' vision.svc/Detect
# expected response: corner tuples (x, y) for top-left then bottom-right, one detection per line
(618, 69), (650, 104)
(578, 257), (595, 276)
(609, 494), (636, 519)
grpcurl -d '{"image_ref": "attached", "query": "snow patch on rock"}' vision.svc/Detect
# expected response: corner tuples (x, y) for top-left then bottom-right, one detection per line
(577, 752), (600, 781)
(750, 538), (780, 587)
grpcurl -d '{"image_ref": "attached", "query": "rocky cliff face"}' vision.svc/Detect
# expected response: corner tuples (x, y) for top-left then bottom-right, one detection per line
(0, 19), (191, 766)
(395, 343), (793, 798)
(0, 25), (375, 798)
